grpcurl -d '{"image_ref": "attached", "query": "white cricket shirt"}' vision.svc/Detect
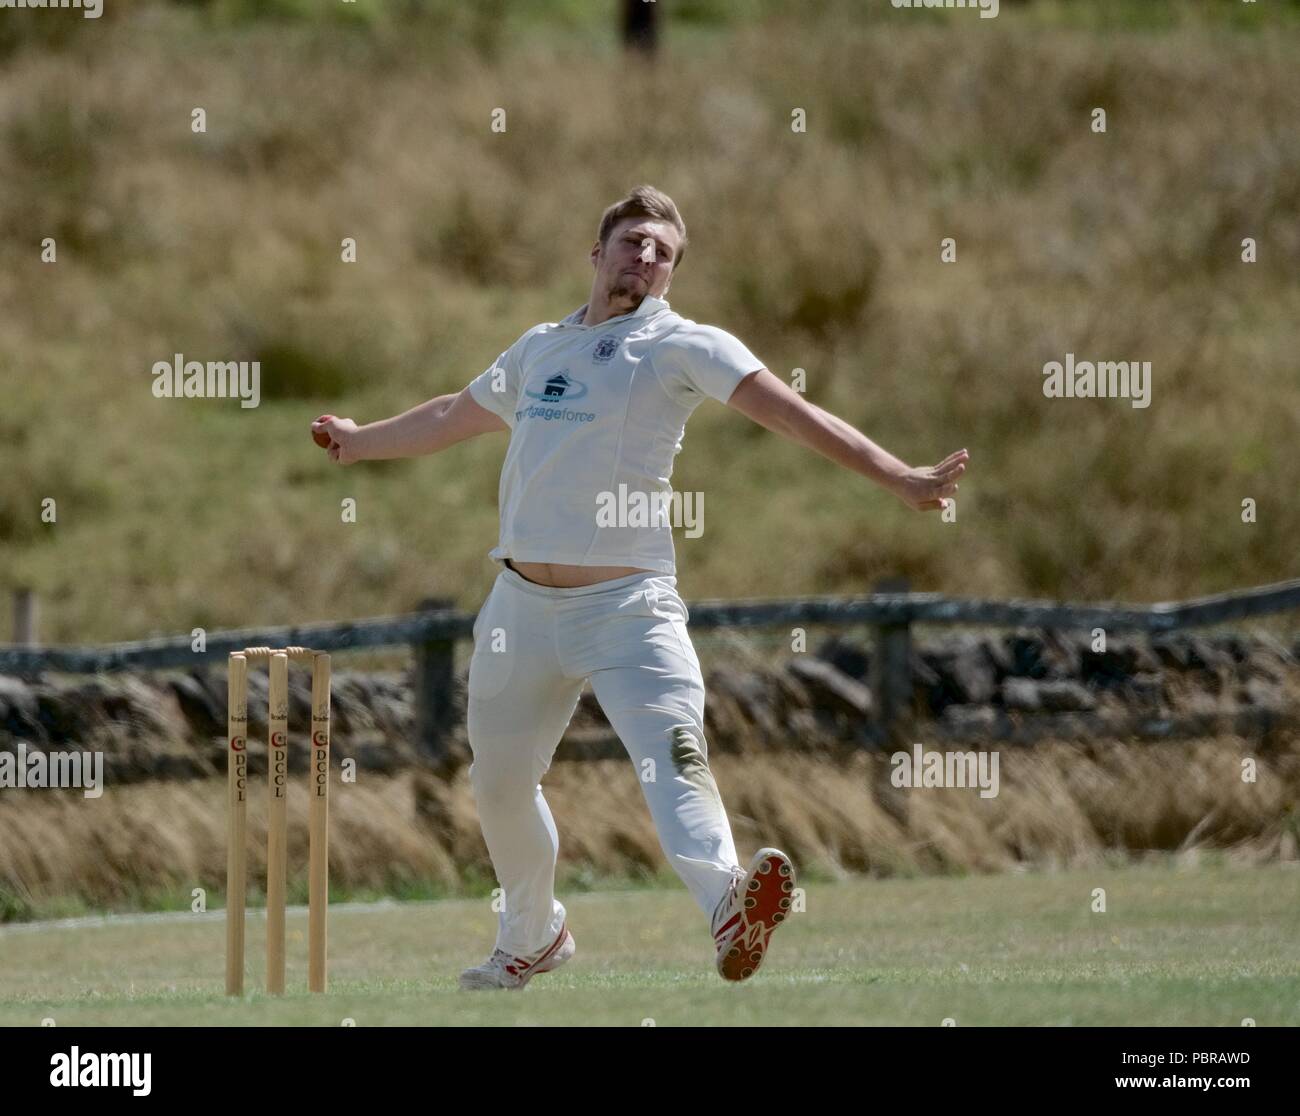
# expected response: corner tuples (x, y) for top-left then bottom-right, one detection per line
(465, 295), (764, 574)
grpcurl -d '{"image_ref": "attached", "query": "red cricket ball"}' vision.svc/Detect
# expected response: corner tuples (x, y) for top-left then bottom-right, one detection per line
(312, 415), (336, 449)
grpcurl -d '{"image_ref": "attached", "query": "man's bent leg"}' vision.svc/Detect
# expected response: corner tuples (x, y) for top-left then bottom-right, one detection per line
(585, 583), (740, 918)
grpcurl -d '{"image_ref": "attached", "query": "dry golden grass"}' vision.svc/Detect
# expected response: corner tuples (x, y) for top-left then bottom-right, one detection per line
(2, 731), (1295, 919)
(0, 4), (1296, 641)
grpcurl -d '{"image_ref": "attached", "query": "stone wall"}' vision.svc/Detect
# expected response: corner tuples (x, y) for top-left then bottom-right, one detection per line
(0, 630), (1296, 784)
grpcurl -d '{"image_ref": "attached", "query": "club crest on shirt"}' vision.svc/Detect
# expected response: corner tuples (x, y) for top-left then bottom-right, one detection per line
(591, 337), (621, 364)
(523, 370), (589, 402)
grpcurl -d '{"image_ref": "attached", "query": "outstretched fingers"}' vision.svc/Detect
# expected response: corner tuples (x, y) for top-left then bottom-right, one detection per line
(911, 449), (969, 512)
(935, 448), (969, 469)
(930, 450), (969, 481)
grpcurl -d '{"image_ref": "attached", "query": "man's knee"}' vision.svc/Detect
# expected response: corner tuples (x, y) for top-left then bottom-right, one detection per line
(469, 759), (536, 809)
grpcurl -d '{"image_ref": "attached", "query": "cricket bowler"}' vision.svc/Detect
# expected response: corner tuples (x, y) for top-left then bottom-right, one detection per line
(312, 185), (968, 989)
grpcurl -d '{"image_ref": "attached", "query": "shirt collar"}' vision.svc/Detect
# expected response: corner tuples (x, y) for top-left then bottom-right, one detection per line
(559, 294), (669, 328)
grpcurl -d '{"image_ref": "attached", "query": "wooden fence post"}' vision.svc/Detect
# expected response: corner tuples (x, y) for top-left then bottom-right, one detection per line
(622, 0), (658, 55)
(411, 597), (456, 767)
(12, 588), (38, 646)
(870, 577), (912, 746)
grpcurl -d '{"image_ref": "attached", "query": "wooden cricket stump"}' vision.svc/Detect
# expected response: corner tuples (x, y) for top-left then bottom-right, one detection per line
(226, 647), (331, 995)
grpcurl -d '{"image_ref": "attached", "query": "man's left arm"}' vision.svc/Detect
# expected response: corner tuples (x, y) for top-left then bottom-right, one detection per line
(725, 369), (969, 512)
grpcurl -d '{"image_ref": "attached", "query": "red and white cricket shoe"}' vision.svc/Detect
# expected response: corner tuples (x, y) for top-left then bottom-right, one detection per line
(711, 848), (796, 981)
(459, 923), (576, 991)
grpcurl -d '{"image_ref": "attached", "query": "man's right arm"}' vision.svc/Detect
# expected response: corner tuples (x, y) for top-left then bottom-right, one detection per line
(314, 389), (508, 465)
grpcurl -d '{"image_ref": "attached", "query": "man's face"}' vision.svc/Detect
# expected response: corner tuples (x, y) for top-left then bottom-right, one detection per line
(591, 217), (681, 308)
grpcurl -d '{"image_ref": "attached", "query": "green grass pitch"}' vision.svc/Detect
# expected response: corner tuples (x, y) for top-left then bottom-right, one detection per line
(2, 863), (1296, 1027)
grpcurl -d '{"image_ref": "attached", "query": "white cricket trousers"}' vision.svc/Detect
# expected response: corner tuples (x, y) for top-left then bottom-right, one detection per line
(466, 566), (741, 957)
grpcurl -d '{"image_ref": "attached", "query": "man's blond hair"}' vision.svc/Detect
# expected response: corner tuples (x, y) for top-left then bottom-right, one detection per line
(596, 185), (688, 270)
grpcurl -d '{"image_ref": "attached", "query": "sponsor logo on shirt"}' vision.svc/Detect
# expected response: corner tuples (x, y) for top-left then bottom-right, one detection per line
(518, 370), (595, 423)
(524, 370), (589, 402)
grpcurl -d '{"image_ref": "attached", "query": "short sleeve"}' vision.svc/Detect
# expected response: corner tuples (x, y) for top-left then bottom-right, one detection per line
(466, 330), (532, 428)
(658, 322), (764, 405)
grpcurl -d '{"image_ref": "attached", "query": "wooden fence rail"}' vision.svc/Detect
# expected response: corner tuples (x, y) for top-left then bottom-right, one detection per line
(2, 578), (1298, 760)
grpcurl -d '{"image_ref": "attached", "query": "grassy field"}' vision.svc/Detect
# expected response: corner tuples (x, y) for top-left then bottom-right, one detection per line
(2, 0), (1298, 645)
(2, 862), (1296, 1026)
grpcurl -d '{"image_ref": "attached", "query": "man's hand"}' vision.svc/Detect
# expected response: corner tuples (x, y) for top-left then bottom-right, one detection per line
(886, 449), (969, 512)
(311, 415), (363, 464)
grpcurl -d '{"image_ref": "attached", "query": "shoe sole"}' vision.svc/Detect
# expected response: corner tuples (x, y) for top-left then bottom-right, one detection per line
(716, 848), (795, 982)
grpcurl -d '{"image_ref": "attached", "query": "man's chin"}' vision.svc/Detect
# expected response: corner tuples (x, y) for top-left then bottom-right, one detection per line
(607, 284), (644, 307)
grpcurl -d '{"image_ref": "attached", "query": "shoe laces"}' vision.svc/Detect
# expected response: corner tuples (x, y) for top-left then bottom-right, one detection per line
(484, 948), (526, 976)
(711, 865), (748, 936)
